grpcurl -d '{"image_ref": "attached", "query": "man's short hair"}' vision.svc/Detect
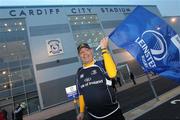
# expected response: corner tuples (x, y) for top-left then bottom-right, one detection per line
(77, 43), (91, 53)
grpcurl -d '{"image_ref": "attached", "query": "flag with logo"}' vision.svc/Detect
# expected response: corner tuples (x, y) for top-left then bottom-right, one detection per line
(109, 6), (180, 81)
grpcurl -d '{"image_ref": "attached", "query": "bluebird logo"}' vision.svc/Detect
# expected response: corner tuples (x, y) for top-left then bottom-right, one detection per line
(47, 39), (64, 56)
(48, 40), (61, 54)
(135, 30), (168, 68)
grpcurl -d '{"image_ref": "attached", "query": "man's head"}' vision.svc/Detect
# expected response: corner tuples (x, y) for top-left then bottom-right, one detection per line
(77, 43), (91, 53)
(77, 43), (94, 64)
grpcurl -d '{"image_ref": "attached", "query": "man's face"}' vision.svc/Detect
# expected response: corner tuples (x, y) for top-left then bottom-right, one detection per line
(79, 47), (93, 64)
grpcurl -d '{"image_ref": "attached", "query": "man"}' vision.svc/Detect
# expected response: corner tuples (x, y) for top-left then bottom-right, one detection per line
(14, 103), (25, 120)
(76, 37), (125, 120)
(130, 72), (136, 85)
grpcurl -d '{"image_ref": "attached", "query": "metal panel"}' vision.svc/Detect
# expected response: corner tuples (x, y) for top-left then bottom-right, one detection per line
(36, 57), (79, 70)
(29, 24), (70, 36)
(71, 24), (101, 31)
(101, 20), (122, 29)
(40, 74), (76, 108)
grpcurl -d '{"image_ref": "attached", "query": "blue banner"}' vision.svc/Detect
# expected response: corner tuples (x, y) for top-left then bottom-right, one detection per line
(109, 6), (180, 81)
(67, 92), (78, 100)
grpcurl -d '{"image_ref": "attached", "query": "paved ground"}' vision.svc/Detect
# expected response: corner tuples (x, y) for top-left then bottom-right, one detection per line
(118, 76), (179, 113)
(135, 94), (180, 120)
(47, 76), (179, 120)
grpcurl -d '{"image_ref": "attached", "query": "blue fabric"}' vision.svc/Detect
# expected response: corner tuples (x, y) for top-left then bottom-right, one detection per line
(109, 6), (180, 81)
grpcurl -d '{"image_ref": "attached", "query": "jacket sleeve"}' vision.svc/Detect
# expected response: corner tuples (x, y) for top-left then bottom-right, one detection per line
(102, 49), (117, 78)
(79, 95), (85, 113)
(76, 69), (85, 113)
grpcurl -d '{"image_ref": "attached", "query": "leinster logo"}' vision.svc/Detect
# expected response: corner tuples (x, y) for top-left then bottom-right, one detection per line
(142, 30), (167, 61)
(91, 70), (97, 75)
(46, 39), (64, 56)
(135, 30), (168, 68)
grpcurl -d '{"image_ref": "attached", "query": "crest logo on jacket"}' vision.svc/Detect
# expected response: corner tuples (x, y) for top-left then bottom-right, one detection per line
(91, 70), (97, 75)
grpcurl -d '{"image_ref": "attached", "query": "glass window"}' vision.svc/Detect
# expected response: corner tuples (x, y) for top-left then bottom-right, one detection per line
(25, 84), (37, 93)
(10, 67), (22, 82)
(22, 67), (33, 81)
(0, 98), (13, 107)
(0, 69), (9, 84)
(24, 79), (34, 85)
(68, 14), (105, 61)
(27, 97), (40, 113)
(21, 59), (32, 66)
(0, 82), (11, 91)
(9, 61), (21, 68)
(26, 91), (38, 99)
(13, 94), (26, 102)
(12, 87), (24, 96)
(11, 80), (23, 88)
(0, 42), (7, 57)
(0, 90), (11, 99)
(0, 18), (39, 115)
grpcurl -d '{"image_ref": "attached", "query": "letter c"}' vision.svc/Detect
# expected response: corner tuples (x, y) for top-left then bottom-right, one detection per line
(9, 10), (16, 16)
(71, 8), (76, 13)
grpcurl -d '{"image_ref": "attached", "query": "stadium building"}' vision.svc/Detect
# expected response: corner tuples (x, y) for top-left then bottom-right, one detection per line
(0, 5), (179, 119)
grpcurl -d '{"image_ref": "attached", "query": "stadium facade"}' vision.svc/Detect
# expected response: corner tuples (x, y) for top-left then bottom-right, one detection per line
(0, 5), (179, 119)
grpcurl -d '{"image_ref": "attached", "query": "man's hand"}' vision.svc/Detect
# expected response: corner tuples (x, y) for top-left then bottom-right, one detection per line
(100, 37), (108, 49)
(77, 112), (84, 120)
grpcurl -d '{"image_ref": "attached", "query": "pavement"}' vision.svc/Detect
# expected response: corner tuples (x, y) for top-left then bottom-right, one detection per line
(135, 94), (180, 120)
(46, 75), (180, 120)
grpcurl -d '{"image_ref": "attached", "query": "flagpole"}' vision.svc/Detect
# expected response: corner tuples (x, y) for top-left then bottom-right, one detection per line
(146, 73), (159, 101)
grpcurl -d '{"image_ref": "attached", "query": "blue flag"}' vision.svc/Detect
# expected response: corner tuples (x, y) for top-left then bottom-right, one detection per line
(109, 6), (180, 81)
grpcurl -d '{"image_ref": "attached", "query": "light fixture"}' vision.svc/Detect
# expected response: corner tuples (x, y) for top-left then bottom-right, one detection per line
(2, 71), (6, 75)
(4, 23), (7, 26)
(22, 42), (26, 45)
(10, 53), (14, 56)
(19, 22), (22, 25)
(170, 17), (177, 24)
(7, 29), (11, 32)
(3, 45), (6, 48)
(21, 28), (25, 31)
(8, 74), (11, 77)
(3, 84), (7, 88)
